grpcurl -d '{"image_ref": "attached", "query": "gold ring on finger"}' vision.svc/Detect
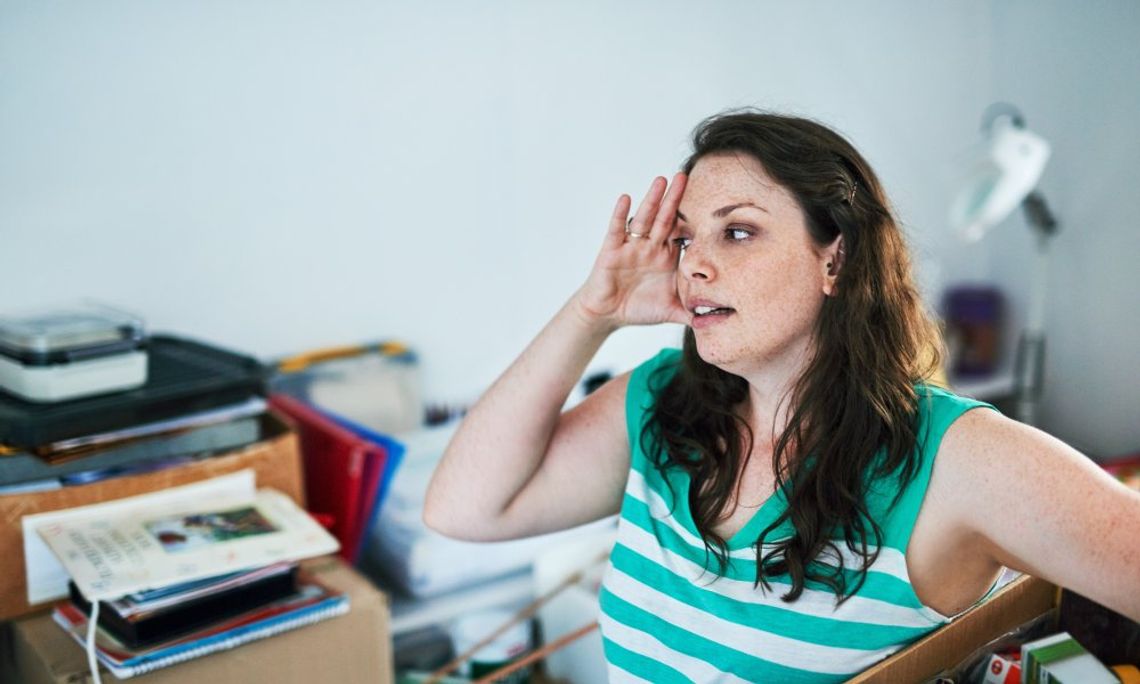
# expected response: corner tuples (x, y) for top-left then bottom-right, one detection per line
(626, 231), (648, 239)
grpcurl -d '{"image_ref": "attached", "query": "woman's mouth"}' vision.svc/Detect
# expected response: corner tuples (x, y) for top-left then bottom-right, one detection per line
(690, 303), (736, 328)
(692, 305), (735, 317)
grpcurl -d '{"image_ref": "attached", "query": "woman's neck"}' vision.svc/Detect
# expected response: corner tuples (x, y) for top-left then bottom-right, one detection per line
(738, 339), (814, 441)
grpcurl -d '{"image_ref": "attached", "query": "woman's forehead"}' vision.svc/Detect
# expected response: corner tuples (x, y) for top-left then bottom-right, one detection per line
(680, 152), (796, 217)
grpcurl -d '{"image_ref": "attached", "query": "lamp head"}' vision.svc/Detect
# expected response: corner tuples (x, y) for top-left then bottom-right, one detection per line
(950, 113), (1051, 242)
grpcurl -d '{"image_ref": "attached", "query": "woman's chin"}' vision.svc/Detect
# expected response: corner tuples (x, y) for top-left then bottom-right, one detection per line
(693, 339), (740, 371)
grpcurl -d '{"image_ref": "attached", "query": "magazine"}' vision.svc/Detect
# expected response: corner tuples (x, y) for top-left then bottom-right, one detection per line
(36, 487), (339, 601)
(22, 470), (258, 605)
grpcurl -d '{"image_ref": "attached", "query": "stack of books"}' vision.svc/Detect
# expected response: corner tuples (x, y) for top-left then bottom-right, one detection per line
(35, 478), (344, 678)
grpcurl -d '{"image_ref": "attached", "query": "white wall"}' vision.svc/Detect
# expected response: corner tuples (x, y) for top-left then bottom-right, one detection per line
(1, 2), (1135, 454)
(982, 1), (1140, 456)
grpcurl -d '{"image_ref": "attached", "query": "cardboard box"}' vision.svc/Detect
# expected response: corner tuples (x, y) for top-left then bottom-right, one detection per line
(9, 556), (393, 684)
(0, 414), (305, 620)
(849, 574), (1059, 683)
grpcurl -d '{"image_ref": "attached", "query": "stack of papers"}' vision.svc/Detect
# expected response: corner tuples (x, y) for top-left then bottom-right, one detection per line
(32, 473), (345, 677)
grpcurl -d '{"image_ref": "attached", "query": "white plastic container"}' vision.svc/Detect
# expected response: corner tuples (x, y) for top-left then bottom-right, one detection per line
(0, 308), (147, 403)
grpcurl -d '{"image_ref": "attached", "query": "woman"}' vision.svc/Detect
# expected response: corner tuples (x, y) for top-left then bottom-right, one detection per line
(423, 111), (1140, 682)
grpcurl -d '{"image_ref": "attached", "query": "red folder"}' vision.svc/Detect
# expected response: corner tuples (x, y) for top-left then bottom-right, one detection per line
(268, 394), (387, 563)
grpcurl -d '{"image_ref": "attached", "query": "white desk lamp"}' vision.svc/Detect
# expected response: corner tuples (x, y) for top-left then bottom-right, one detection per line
(949, 104), (1059, 426)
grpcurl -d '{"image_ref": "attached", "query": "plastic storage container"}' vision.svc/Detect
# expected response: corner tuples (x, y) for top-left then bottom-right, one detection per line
(0, 309), (147, 403)
(0, 334), (265, 450)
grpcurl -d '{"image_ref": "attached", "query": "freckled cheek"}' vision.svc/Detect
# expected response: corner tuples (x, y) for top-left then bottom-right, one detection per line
(736, 269), (795, 300)
(733, 272), (820, 320)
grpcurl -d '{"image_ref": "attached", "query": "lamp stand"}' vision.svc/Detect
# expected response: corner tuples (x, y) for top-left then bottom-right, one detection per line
(1012, 192), (1058, 426)
(1013, 332), (1046, 426)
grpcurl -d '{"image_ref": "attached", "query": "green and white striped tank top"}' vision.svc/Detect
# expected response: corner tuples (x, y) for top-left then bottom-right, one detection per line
(598, 348), (995, 683)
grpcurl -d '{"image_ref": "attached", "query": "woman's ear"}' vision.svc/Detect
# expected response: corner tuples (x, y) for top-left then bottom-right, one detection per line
(822, 235), (845, 296)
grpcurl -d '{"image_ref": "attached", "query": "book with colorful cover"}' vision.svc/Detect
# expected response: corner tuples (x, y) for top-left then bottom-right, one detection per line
(35, 486), (339, 601)
(53, 575), (349, 679)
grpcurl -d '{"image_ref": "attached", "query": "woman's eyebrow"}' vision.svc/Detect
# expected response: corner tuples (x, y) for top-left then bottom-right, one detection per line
(713, 202), (767, 218)
(676, 202), (768, 224)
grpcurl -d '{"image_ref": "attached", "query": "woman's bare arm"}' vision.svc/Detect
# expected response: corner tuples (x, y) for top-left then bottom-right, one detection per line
(423, 173), (689, 542)
(939, 410), (1140, 622)
(422, 298), (625, 542)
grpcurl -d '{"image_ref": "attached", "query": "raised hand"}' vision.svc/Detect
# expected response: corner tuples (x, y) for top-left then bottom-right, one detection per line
(575, 172), (689, 329)
(427, 176), (686, 546)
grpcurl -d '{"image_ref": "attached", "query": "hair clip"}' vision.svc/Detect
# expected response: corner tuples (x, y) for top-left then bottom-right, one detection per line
(848, 181), (858, 204)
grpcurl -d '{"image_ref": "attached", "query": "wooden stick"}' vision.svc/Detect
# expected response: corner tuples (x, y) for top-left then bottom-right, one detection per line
(473, 621), (599, 684)
(424, 549), (608, 684)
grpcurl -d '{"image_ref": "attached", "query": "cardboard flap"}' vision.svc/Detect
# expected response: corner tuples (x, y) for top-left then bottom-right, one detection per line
(848, 574), (1058, 682)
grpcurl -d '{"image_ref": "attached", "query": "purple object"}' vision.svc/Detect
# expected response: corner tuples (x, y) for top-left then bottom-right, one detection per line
(943, 286), (1004, 377)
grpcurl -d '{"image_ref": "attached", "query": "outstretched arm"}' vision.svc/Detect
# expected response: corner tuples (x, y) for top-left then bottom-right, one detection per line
(939, 409), (1140, 622)
(423, 174), (689, 542)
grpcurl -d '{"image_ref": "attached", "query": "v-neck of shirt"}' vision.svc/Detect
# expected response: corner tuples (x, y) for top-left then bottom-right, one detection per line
(673, 466), (790, 551)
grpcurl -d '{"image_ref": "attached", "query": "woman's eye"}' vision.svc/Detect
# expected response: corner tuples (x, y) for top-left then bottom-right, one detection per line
(726, 226), (752, 241)
(671, 236), (692, 250)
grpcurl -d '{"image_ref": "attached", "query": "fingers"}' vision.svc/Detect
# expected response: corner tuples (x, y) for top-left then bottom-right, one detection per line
(606, 173), (686, 249)
(649, 172), (687, 241)
(603, 193), (633, 250)
(627, 176), (667, 238)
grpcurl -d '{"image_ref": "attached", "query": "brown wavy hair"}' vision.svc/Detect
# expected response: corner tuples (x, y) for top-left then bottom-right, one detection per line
(643, 110), (944, 603)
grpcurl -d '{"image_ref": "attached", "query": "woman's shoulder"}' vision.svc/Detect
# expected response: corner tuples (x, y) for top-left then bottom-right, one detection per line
(628, 347), (683, 398)
(622, 348), (683, 473)
(914, 381), (993, 407)
(624, 347), (681, 424)
(637, 347), (683, 374)
(913, 382), (999, 437)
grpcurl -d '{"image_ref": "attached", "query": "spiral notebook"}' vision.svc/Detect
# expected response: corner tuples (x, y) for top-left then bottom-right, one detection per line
(52, 577), (349, 679)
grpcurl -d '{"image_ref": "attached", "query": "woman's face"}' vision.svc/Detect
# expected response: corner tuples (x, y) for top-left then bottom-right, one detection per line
(673, 152), (836, 378)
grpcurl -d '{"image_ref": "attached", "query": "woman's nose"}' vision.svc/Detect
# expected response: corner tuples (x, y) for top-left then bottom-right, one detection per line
(679, 242), (714, 281)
